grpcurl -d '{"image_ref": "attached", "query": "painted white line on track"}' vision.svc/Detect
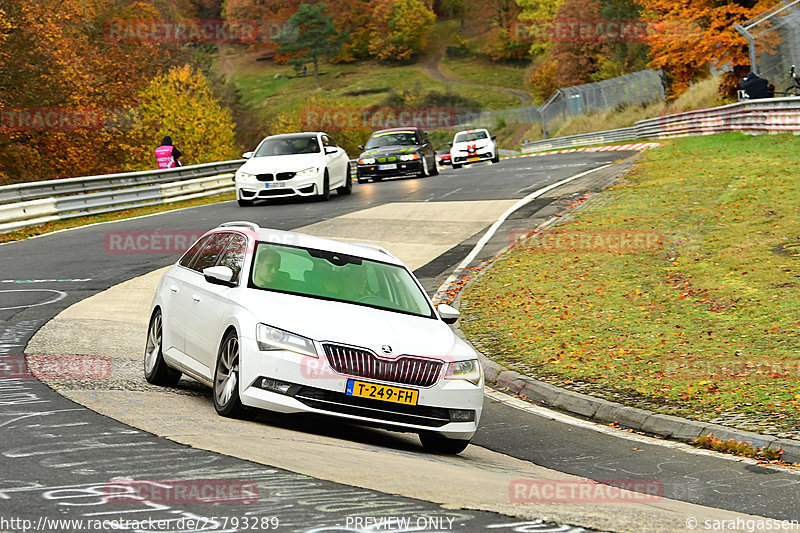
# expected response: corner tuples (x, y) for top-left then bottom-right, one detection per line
(0, 289), (67, 310)
(432, 164), (611, 303)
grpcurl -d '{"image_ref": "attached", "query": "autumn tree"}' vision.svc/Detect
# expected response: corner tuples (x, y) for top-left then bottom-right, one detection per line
(274, 3), (342, 87)
(121, 65), (238, 170)
(368, 0), (436, 61)
(515, 0), (566, 55)
(0, 0), (176, 182)
(638, 0), (780, 95)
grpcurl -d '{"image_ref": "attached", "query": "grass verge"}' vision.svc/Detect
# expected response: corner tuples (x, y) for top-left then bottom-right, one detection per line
(461, 133), (800, 436)
(0, 192), (235, 244)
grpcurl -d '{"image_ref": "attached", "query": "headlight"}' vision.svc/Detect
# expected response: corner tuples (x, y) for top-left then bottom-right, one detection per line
(237, 172), (256, 180)
(295, 167), (319, 179)
(359, 158), (376, 165)
(256, 324), (317, 357)
(444, 359), (481, 385)
(399, 154), (420, 161)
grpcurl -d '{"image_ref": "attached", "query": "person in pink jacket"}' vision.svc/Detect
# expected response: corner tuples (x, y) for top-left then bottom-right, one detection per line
(155, 136), (183, 169)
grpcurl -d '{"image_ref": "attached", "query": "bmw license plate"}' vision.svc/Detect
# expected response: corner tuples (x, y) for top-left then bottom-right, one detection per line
(346, 379), (418, 405)
(468, 157), (480, 162)
(378, 164), (397, 170)
(265, 182), (287, 189)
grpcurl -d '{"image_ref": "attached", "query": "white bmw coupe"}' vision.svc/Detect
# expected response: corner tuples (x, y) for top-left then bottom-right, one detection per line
(234, 132), (351, 206)
(144, 222), (484, 454)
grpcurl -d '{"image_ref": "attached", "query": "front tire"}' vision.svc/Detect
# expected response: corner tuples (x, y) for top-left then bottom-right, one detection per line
(317, 171), (331, 201)
(492, 153), (500, 163)
(419, 432), (470, 454)
(337, 165), (352, 195)
(214, 331), (246, 418)
(144, 309), (181, 386)
(418, 156), (429, 178)
(452, 163), (462, 170)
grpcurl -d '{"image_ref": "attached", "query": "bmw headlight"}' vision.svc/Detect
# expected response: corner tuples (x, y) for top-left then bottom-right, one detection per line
(237, 172), (256, 181)
(359, 158), (376, 165)
(399, 154), (420, 161)
(444, 359), (481, 385)
(295, 167), (319, 179)
(256, 324), (318, 357)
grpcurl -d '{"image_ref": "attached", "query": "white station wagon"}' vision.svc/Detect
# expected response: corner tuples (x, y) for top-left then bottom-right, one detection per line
(144, 222), (484, 454)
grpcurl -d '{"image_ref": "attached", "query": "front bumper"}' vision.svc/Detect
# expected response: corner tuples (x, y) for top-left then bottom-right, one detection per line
(357, 160), (422, 179)
(235, 173), (320, 199)
(452, 152), (494, 165)
(238, 336), (483, 440)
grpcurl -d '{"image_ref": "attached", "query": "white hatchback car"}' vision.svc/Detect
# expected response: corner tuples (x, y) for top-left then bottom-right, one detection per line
(144, 221), (484, 454)
(449, 128), (499, 169)
(234, 132), (351, 206)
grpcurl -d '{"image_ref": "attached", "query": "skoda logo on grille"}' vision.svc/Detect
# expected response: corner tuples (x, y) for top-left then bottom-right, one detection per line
(381, 345), (392, 355)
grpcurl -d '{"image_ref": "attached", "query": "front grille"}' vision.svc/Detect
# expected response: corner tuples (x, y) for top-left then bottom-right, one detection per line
(256, 173), (274, 182)
(276, 172), (296, 180)
(294, 386), (450, 427)
(322, 343), (442, 387)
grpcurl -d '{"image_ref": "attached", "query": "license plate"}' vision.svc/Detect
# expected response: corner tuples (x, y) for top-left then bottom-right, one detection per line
(346, 379), (418, 405)
(468, 157), (480, 162)
(265, 182), (287, 189)
(378, 164), (397, 170)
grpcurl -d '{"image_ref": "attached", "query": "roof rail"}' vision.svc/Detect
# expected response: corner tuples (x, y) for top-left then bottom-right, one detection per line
(218, 221), (260, 232)
(348, 242), (394, 257)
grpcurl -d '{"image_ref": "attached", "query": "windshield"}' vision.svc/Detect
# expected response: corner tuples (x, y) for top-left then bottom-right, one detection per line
(250, 242), (435, 318)
(254, 136), (320, 157)
(454, 131), (488, 143)
(365, 131), (419, 149)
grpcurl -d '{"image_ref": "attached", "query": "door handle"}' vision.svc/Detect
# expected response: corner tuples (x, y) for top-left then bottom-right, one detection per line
(192, 294), (201, 302)
(169, 285), (179, 293)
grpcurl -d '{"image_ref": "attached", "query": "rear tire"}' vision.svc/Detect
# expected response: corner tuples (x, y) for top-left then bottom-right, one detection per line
(337, 165), (352, 195)
(430, 157), (439, 175)
(144, 309), (181, 386)
(419, 432), (470, 454)
(213, 331), (246, 418)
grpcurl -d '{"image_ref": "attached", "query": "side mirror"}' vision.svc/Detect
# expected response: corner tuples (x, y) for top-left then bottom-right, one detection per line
(203, 266), (235, 287)
(437, 303), (460, 324)
(491, 136), (497, 141)
(358, 145), (365, 150)
(447, 142), (452, 147)
(242, 151), (254, 159)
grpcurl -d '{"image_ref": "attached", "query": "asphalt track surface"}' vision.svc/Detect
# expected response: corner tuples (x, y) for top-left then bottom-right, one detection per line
(1, 153), (798, 531)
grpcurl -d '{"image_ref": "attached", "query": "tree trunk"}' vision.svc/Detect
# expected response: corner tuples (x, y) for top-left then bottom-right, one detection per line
(313, 57), (320, 88)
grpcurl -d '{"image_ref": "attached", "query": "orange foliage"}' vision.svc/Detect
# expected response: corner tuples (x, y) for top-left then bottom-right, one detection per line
(638, 0), (780, 95)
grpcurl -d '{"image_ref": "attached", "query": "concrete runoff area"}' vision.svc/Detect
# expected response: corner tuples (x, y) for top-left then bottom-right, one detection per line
(26, 197), (775, 532)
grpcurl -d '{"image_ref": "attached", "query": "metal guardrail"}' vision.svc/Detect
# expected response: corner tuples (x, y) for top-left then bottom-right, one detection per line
(520, 97), (800, 153)
(0, 158), (362, 234)
(0, 174), (236, 234)
(0, 159), (245, 205)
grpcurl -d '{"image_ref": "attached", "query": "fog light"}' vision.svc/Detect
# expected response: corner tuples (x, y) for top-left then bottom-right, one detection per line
(258, 377), (292, 394)
(449, 409), (475, 422)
